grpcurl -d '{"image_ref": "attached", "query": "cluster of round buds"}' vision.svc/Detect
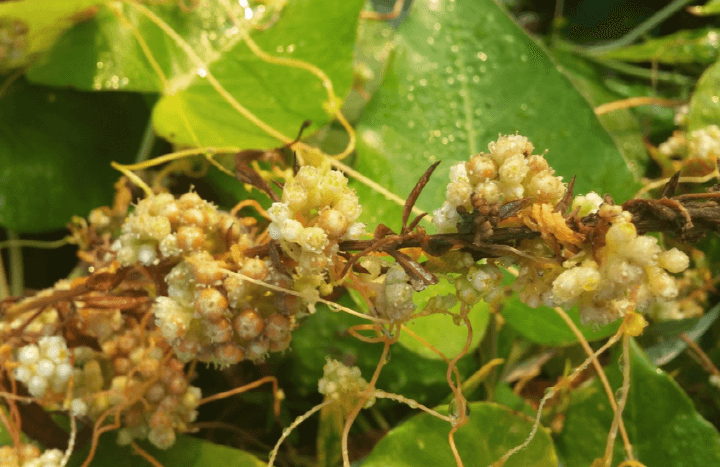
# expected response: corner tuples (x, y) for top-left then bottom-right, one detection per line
(434, 134), (565, 233)
(318, 357), (375, 414)
(112, 192), (244, 266)
(267, 161), (366, 296)
(0, 445), (64, 467)
(88, 328), (201, 449)
(519, 204), (690, 324)
(658, 125), (720, 175)
(153, 252), (297, 365)
(373, 264), (416, 322)
(648, 254), (709, 321)
(14, 336), (73, 398)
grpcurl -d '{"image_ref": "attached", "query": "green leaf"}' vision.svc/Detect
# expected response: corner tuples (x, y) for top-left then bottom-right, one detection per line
(0, 0), (99, 70)
(599, 28), (720, 65)
(289, 295), (476, 405)
(556, 339), (720, 466)
(0, 77), (149, 232)
(67, 434), (266, 467)
(688, 0), (720, 16)
(552, 48), (680, 178)
(152, 0), (364, 149)
(644, 303), (720, 366)
(362, 402), (557, 467)
(398, 277), (490, 360)
(688, 58), (720, 131)
(352, 0), (639, 230)
(501, 295), (620, 346)
(27, 1), (258, 92)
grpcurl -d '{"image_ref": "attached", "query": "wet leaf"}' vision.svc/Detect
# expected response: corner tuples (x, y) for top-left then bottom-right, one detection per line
(600, 28), (720, 65)
(0, 77), (149, 232)
(398, 277), (490, 360)
(152, 0), (364, 149)
(352, 0), (639, 230)
(27, 1), (260, 93)
(67, 434), (266, 467)
(552, 49), (680, 178)
(362, 402), (557, 467)
(688, 57), (720, 131)
(556, 339), (720, 466)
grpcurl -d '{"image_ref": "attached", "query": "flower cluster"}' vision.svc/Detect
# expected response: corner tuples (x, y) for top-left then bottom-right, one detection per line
(112, 192), (242, 266)
(267, 161), (365, 297)
(516, 204), (690, 324)
(0, 445), (64, 467)
(657, 125), (720, 176)
(318, 357), (375, 413)
(434, 134), (565, 233)
(153, 252), (297, 365)
(106, 334), (201, 449)
(14, 336), (73, 399)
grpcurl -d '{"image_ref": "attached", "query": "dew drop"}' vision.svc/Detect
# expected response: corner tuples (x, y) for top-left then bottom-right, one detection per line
(408, 120), (416, 128)
(441, 137), (449, 145)
(451, 44), (459, 53)
(96, 61), (104, 69)
(197, 68), (207, 77)
(472, 75), (480, 83)
(427, 37), (435, 45)
(447, 77), (455, 84)
(419, 78), (428, 86)
(287, 44), (295, 53)
(477, 52), (488, 61)
(276, 45), (284, 53)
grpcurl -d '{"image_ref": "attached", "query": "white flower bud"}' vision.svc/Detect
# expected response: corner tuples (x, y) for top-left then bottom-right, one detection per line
(299, 227), (328, 254)
(571, 192), (604, 216)
(658, 248), (690, 273)
(499, 154), (529, 185)
(267, 202), (292, 223)
(474, 180), (503, 204)
(466, 155), (497, 184)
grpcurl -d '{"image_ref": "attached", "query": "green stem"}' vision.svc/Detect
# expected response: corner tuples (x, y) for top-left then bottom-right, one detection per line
(7, 230), (23, 297)
(585, 0), (696, 55)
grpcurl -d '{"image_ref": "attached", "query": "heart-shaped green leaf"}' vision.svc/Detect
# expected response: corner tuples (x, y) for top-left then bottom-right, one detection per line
(362, 401), (557, 467)
(152, 0), (364, 150)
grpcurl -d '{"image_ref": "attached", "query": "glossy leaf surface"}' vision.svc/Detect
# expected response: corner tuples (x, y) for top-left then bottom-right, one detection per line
(362, 402), (557, 467)
(152, 0), (364, 149)
(352, 0), (639, 230)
